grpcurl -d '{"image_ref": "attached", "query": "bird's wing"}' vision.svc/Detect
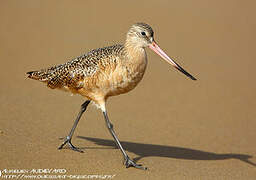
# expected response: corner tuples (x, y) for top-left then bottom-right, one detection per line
(27, 44), (124, 90)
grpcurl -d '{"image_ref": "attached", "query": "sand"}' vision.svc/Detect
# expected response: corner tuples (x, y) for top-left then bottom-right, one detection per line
(0, 0), (256, 179)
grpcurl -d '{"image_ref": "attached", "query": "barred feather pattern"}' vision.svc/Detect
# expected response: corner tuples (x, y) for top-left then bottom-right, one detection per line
(27, 44), (125, 91)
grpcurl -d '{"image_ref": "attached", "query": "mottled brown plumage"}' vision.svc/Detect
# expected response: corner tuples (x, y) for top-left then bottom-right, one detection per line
(27, 41), (148, 110)
(27, 23), (196, 170)
(28, 44), (125, 95)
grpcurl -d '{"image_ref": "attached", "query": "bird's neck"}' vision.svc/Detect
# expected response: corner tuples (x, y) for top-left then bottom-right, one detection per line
(122, 41), (147, 78)
(124, 40), (146, 62)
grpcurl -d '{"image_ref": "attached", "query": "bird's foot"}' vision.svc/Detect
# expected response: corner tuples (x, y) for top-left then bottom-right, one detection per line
(124, 157), (147, 170)
(58, 136), (83, 153)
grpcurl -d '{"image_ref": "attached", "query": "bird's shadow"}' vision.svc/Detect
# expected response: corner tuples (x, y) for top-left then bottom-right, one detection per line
(77, 136), (256, 167)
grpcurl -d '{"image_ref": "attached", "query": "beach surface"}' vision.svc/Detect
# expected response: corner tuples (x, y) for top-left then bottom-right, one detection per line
(0, 1), (256, 179)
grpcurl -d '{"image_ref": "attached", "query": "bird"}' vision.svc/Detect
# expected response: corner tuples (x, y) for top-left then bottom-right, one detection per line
(27, 22), (196, 170)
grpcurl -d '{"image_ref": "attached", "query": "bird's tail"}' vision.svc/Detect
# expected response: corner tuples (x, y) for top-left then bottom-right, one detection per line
(26, 67), (68, 89)
(26, 70), (49, 82)
(27, 64), (83, 90)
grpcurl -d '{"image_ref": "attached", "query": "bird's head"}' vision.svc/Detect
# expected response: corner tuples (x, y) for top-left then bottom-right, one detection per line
(126, 22), (197, 80)
(126, 22), (154, 48)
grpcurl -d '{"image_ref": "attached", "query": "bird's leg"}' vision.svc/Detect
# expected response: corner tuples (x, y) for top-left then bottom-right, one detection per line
(58, 100), (91, 153)
(103, 111), (147, 170)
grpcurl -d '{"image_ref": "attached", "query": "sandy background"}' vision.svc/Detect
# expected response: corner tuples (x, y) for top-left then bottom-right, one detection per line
(0, 0), (256, 179)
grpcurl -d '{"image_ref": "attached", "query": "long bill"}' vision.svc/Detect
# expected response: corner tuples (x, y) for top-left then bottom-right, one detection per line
(149, 41), (197, 80)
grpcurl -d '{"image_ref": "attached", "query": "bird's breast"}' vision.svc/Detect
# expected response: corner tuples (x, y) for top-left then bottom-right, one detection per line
(78, 48), (147, 104)
(106, 50), (148, 97)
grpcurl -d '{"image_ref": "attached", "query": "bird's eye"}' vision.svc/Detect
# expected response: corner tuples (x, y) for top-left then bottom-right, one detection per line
(141, 31), (146, 36)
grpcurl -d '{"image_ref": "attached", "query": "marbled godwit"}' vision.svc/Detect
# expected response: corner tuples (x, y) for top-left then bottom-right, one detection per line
(27, 23), (196, 170)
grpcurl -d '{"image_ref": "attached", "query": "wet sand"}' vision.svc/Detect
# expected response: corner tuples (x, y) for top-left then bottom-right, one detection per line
(0, 0), (256, 179)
